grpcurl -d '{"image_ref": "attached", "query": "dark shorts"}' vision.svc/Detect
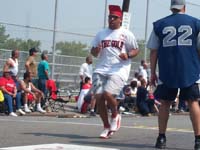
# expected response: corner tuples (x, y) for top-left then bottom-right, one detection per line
(154, 83), (200, 101)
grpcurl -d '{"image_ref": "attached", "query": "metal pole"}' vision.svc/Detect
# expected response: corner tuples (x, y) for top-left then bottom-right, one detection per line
(52, 0), (58, 79)
(144, 0), (150, 61)
(122, 0), (130, 12)
(104, 0), (108, 28)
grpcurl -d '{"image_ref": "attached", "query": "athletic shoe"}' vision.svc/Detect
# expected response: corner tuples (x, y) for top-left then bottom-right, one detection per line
(90, 111), (96, 117)
(17, 109), (26, 115)
(110, 114), (121, 132)
(9, 112), (18, 117)
(155, 136), (166, 149)
(99, 128), (113, 139)
(24, 107), (32, 113)
(119, 106), (125, 112)
(195, 139), (200, 150)
(37, 107), (46, 113)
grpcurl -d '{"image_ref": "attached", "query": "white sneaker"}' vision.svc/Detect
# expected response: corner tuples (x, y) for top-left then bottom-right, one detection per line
(9, 112), (18, 117)
(24, 107), (32, 113)
(17, 109), (26, 115)
(119, 106), (125, 112)
(37, 107), (46, 113)
(99, 128), (113, 139)
(110, 114), (121, 132)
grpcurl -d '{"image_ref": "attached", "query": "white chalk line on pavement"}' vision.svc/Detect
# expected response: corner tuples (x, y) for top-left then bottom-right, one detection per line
(0, 118), (193, 133)
(0, 143), (119, 150)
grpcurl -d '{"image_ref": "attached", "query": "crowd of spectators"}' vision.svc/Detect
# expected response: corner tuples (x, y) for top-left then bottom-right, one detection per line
(0, 48), (48, 116)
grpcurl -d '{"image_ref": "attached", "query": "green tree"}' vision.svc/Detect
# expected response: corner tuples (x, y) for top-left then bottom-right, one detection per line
(134, 40), (150, 62)
(56, 41), (89, 56)
(0, 25), (40, 51)
(0, 25), (9, 47)
(2, 38), (40, 51)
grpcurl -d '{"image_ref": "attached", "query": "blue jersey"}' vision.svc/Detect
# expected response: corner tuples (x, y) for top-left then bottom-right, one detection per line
(153, 13), (200, 88)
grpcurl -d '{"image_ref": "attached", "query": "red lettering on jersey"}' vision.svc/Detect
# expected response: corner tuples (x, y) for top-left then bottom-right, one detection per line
(102, 40), (124, 51)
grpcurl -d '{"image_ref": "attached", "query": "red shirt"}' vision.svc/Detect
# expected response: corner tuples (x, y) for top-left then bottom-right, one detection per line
(82, 83), (92, 90)
(0, 77), (15, 93)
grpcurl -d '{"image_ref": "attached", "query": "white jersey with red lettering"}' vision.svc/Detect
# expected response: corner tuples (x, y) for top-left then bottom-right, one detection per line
(92, 27), (138, 82)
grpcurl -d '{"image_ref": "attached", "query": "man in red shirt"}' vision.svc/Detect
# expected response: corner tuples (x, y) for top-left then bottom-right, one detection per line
(0, 71), (25, 116)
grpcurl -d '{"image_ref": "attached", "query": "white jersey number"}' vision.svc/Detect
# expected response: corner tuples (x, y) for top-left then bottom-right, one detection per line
(163, 25), (192, 47)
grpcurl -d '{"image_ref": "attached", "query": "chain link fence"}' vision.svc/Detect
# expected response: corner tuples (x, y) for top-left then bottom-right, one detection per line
(0, 49), (141, 91)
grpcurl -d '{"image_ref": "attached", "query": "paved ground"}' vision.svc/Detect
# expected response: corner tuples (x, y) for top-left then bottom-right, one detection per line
(0, 103), (195, 150)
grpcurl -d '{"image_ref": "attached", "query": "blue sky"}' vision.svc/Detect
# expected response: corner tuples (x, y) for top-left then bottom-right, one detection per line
(0, 0), (199, 51)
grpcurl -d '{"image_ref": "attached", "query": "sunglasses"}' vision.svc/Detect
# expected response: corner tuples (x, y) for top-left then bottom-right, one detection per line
(108, 15), (120, 20)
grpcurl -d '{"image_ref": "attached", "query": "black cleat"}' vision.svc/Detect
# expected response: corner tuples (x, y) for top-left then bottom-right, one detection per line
(195, 139), (200, 150)
(155, 136), (166, 149)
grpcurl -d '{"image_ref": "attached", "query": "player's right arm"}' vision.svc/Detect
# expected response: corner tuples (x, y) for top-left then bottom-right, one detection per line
(147, 30), (159, 86)
(90, 44), (102, 57)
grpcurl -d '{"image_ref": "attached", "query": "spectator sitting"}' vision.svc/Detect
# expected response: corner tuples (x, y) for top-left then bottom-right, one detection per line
(20, 71), (46, 113)
(136, 78), (154, 116)
(0, 71), (25, 116)
(122, 80), (138, 112)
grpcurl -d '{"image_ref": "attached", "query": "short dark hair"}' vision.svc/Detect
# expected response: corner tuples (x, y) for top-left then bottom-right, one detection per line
(11, 49), (18, 57)
(23, 71), (31, 79)
(41, 53), (45, 60)
(141, 59), (145, 65)
(130, 80), (137, 88)
(84, 77), (91, 83)
(29, 47), (38, 56)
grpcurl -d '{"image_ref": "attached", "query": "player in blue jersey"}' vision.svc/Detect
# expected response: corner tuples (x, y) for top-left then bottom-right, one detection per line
(147, 0), (200, 149)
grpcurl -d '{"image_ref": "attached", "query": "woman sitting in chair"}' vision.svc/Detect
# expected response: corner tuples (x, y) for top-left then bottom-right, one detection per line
(20, 71), (46, 113)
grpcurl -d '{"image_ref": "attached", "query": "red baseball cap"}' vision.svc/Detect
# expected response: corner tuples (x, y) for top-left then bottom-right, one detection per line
(109, 5), (122, 17)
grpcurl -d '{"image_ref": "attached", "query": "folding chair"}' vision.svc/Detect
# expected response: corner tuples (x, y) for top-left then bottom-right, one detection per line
(45, 80), (69, 112)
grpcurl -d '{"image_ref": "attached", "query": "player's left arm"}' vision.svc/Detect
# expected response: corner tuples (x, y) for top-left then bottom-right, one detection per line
(119, 31), (139, 60)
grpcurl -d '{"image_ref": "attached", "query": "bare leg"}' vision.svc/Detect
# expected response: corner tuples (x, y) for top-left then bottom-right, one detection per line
(158, 100), (172, 134)
(104, 91), (118, 117)
(90, 96), (96, 111)
(188, 100), (200, 136)
(95, 94), (110, 128)
(23, 93), (28, 105)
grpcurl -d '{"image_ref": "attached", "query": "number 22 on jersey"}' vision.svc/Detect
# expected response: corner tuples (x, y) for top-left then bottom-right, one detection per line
(163, 25), (192, 47)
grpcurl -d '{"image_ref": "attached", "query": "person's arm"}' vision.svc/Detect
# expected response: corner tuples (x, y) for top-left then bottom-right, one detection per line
(31, 83), (44, 97)
(119, 30), (140, 60)
(119, 48), (139, 60)
(44, 70), (49, 80)
(3, 59), (13, 72)
(12, 86), (17, 98)
(20, 81), (34, 95)
(150, 49), (158, 86)
(44, 62), (50, 79)
(147, 29), (160, 86)
(197, 32), (200, 57)
(1, 86), (14, 96)
(25, 57), (32, 72)
(79, 64), (85, 82)
(90, 44), (102, 57)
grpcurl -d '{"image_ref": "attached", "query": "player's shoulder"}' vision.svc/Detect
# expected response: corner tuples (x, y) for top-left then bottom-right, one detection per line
(154, 14), (173, 25)
(120, 27), (136, 38)
(96, 28), (109, 34)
